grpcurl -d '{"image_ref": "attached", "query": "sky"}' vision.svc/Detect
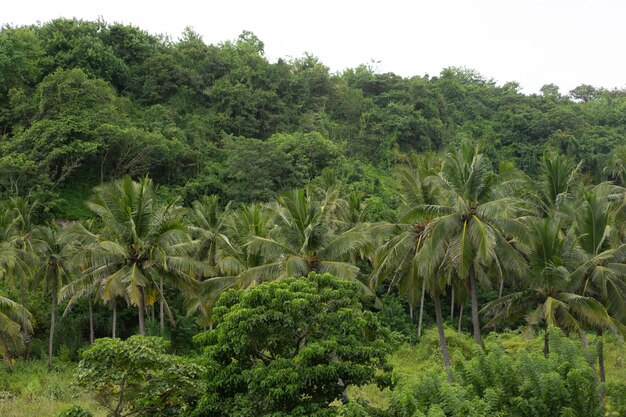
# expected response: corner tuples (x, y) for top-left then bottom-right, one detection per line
(3, 0), (625, 94)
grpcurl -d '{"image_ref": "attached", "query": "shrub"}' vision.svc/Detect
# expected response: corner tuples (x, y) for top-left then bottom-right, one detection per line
(57, 405), (93, 417)
(390, 329), (602, 417)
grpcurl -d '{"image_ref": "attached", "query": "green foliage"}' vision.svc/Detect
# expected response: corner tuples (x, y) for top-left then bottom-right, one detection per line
(76, 336), (205, 417)
(193, 273), (393, 417)
(57, 405), (93, 417)
(390, 329), (602, 417)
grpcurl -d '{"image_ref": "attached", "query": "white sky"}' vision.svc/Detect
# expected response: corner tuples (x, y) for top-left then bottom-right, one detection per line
(3, 0), (625, 94)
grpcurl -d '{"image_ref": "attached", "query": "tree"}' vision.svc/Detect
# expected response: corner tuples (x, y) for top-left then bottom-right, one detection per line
(482, 218), (614, 357)
(0, 294), (32, 366)
(31, 223), (74, 369)
(422, 140), (527, 346)
(571, 184), (626, 381)
(192, 273), (392, 417)
(370, 153), (442, 338)
(243, 188), (370, 291)
(76, 336), (205, 417)
(84, 176), (198, 335)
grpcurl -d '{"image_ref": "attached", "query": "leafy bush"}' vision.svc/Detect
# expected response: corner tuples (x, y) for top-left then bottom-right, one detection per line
(390, 329), (602, 417)
(76, 336), (205, 417)
(57, 405), (93, 417)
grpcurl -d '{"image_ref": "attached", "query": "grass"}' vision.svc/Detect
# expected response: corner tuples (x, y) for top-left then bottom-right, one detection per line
(0, 360), (104, 417)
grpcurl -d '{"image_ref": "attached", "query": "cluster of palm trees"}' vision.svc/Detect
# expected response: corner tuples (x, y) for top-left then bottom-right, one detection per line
(372, 142), (626, 382)
(0, 141), (625, 385)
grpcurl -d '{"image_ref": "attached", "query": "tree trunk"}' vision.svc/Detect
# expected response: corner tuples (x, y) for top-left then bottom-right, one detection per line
(598, 329), (605, 383)
(112, 301), (117, 339)
(417, 281), (426, 338)
(159, 275), (164, 335)
(338, 378), (349, 404)
(450, 286), (455, 321)
(434, 293), (452, 381)
(88, 294), (94, 344)
(469, 267), (483, 346)
(48, 289), (56, 371)
(458, 304), (464, 332)
(409, 303), (414, 320)
(138, 290), (146, 336)
(543, 328), (549, 358)
(498, 277), (504, 298)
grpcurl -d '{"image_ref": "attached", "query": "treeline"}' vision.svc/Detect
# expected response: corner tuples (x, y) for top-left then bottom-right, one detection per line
(1, 19), (626, 220)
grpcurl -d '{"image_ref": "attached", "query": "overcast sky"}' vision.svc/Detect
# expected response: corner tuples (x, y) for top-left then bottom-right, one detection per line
(3, 0), (625, 94)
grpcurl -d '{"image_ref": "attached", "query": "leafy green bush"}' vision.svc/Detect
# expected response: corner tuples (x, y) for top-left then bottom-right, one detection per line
(76, 336), (205, 417)
(391, 329), (602, 417)
(57, 405), (93, 417)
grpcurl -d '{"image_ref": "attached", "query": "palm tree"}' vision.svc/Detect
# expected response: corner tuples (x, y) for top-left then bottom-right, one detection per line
(422, 141), (528, 345)
(531, 153), (581, 219)
(243, 188), (370, 290)
(482, 218), (614, 357)
(84, 176), (198, 336)
(0, 294), (32, 367)
(571, 184), (626, 381)
(188, 195), (231, 276)
(370, 153), (442, 337)
(31, 224), (74, 370)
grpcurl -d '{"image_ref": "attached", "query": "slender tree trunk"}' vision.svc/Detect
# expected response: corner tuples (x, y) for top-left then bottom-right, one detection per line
(498, 277), (504, 298)
(20, 278), (27, 339)
(409, 304), (414, 320)
(450, 286), (455, 321)
(469, 268), (483, 346)
(159, 275), (164, 335)
(417, 281), (426, 338)
(543, 328), (550, 358)
(458, 304), (464, 332)
(598, 329), (606, 383)
(434, 293), (452, 381)
(88, 294), (94, 344)
(138, 290), (146, 336)
(112, 301), (117, 339)
(48, 288), (56, 371)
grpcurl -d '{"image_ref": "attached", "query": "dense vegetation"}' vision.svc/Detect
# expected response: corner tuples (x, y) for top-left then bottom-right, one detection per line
(1, 18), (626, 417)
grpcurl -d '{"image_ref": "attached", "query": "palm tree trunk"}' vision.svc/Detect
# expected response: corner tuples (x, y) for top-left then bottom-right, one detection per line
(458, 304), (464, 332)
(409, 304), (414, 320)
(597, 329), (605, 383)
(450, 286), (455, 320)
(20, 278), (27, 340)
(138, 290), (146, 336)
(543, 328), (550, 358)
(159, 275), (164, 335)
(417, 281), (426, 338)
(469, 267), (483, 346)
(112, 301), (117, 338)
(498, 277), (504, 298)
(48, 289), (56, 371)
(88, 294), (94, 344)
(434, 293), (452, 381)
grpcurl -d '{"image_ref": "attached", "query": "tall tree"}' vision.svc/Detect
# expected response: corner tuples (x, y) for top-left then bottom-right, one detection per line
(31, 223), (74, 369)
(84, 176), (198, 336)
(423, 141), (527, 345)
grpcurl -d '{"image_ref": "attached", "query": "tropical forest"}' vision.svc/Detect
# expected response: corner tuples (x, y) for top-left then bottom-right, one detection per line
(1, 18), (626, 417)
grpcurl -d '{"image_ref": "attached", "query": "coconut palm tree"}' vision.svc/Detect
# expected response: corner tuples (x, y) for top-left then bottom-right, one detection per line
(243, 188), (370, 291)
(370, 153), (442, 337)
(570, 184), (626, 381)
(421, 141), (528, 345)
(31, 223), (75, 370)
(0, 294), (32, 367)
(84, 176), (198, 336)
(482, 218), (614, 357)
